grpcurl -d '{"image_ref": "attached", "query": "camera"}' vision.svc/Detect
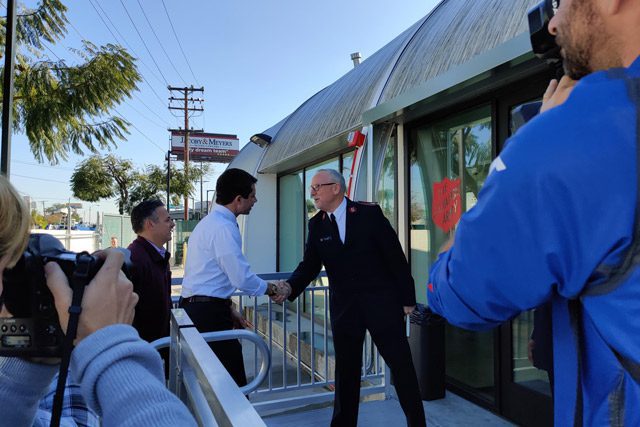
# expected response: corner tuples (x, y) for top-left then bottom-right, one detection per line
(0, 234), (132, 357)
(528, 0), (563, 76)
(512, 1), (563, 130)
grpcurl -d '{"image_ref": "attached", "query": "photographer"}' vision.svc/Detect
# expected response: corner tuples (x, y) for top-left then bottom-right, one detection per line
(428, 1), (640, 425)
(0, 175), (196, 426)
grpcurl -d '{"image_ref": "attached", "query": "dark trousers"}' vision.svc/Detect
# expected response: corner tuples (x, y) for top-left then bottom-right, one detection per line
(330, 292), (426, 427)
(179, 297), (248, 387)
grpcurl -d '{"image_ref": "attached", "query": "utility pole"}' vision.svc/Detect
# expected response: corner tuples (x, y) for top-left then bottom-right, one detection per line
(1, 0), (17, 177)
(168, 85), (204, 220)
(166, 150), (172, 210)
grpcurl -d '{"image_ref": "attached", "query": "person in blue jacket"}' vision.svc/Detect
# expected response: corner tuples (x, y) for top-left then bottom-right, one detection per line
(428, 1), (640, 425)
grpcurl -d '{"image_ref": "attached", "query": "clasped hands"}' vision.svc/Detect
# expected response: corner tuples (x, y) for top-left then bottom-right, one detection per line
(267, 280), (291, 303)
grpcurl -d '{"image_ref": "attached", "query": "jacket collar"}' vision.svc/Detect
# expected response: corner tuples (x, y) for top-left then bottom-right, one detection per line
(134, 236), (171, 263)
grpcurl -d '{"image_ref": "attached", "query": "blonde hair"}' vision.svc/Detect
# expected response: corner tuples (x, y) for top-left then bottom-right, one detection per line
(0, 175), (31, 268)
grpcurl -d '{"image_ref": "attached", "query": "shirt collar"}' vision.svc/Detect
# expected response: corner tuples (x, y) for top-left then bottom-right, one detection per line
(143, 237), (166, 258)
(213, 204), (237, 223)
(328, 197), (347, 219)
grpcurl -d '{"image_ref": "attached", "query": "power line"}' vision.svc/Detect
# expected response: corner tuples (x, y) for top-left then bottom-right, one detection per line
(118, 0), (170, 86)
(42, 43), (61, 61)
(135, 0), (188, 85)
(12, 173), (69, 184)
(132, 91), (172, 127)
(115, 111), (166, 153)
(13, 159), (75, 171)
(90, 0), (165, 87)
(86, 0), (168, 107)
(160, 0), (199, 85)
(126, 97), (170, 129)
(67, 20), (84, 40)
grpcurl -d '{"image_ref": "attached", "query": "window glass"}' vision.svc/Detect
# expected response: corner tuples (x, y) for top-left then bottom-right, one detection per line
(409, 104), (494, 402)
(278, 172), (304, 271)
(377, 134), (397, 230)
(342, 151), (355, 196)
(509, 100), (552, 397)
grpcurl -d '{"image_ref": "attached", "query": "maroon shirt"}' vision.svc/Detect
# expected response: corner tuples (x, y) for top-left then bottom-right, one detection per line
(128, 236), (172, 342)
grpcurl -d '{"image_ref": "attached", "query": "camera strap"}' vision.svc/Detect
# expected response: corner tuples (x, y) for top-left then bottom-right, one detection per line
(50, 253), (95, 427)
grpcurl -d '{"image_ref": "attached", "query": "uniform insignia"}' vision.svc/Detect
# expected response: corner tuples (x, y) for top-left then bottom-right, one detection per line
(349, 206), (357, 213)
(320, 235), (332, 242)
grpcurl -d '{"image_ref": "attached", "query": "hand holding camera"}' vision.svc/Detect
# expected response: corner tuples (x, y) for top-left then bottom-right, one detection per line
(45, 249), (138, 344)
(1, 234), (135, 357)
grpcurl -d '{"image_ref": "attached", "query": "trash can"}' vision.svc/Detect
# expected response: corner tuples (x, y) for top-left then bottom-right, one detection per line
(408, 303), (445, 400)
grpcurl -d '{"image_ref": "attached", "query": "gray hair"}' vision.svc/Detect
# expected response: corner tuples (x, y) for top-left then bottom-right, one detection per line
(317, 169), (346, 194)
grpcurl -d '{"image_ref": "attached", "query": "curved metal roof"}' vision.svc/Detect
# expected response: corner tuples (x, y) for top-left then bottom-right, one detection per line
(378, 0), (538, 103)
(259, 20), (423, 172)
(228, 117), (289, 174)
(258, 0), (539, 173)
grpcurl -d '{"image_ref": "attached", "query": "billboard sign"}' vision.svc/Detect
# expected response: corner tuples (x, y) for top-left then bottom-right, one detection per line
(170, 131), (240, 163)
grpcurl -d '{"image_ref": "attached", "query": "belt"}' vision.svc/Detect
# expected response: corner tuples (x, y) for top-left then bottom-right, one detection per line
(180, 295), (231, 305)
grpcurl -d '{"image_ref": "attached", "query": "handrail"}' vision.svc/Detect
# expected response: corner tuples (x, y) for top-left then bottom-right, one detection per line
(151, 329), (270, 395)
(165, 309), (266, 426)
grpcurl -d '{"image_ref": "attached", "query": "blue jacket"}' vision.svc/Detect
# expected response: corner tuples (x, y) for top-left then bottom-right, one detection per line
(0, 325), (196, 426)
(429, 57), (640, 426)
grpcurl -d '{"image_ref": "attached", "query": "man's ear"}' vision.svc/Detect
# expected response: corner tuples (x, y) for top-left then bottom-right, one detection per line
(144, 217), (154, 230)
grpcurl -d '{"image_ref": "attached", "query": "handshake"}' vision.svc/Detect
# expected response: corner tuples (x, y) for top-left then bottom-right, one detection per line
(266, 280), (292, 303)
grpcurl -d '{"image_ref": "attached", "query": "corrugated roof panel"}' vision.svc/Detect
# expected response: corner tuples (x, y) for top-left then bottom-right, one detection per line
(379, 0), (538, 103)
(258, 0), (540, 172)
(259, 20), (423, 171)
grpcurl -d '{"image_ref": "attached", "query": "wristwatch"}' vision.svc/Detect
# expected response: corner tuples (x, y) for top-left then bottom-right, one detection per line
(266, 282), (277, 296)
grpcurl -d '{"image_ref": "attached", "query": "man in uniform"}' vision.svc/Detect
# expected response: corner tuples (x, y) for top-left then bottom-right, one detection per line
(277, 169), (425, 427)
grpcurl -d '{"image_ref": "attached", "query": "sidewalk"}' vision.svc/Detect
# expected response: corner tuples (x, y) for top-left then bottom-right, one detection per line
(170, 264), (184, 297)
(263, 392), (514, 427)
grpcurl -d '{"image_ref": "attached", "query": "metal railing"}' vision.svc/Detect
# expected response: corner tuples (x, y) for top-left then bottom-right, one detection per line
(158, 309), (268, 426)
(170, 272), (389, 415)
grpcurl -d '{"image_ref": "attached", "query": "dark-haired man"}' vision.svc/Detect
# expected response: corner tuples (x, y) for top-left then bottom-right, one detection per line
(179, 168), (284, 387)
(128, 199), (175, 344)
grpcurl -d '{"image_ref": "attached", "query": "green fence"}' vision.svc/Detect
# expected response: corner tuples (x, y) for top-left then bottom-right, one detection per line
(173, 219), (200, 265)
(101, 214), (136, 249)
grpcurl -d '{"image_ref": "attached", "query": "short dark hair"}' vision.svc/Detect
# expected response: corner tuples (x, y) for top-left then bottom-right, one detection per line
(215, 168), (257, 205)
(131, 199), (165, 234)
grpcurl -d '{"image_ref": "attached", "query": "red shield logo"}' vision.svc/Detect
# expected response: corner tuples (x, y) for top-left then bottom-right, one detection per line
(432, 177), (461, 233)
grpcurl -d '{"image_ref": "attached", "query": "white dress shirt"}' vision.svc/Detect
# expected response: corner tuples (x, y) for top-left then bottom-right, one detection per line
(327, 197), (347, 243)
(180, 204), (268, 298)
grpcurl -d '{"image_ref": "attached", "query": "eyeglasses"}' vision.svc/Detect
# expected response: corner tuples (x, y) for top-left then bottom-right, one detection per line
(309, 182), (337, 192)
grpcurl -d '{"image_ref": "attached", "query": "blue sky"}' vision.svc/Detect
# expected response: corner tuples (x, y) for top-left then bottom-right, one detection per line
(10, 0), (440, 218)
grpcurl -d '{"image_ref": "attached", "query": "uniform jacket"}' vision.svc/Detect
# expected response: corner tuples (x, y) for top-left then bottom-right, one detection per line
(288, 199), (416, 307)
(128, 236), (172, 342)
(428, 57), (640, 426)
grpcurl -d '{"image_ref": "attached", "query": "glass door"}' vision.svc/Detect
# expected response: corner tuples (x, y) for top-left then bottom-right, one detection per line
(497, 86), (553, 426)
(410, 105), (496, 402)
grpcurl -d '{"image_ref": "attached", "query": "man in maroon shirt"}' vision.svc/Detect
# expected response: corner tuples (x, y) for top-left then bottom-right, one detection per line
(128, 199), (175, 344)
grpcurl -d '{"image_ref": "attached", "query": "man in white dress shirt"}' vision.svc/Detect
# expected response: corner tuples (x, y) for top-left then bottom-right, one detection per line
(179, 168), (281, 386)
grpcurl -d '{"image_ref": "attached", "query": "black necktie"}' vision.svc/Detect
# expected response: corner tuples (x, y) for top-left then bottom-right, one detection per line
(330, 213), (341, 243)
